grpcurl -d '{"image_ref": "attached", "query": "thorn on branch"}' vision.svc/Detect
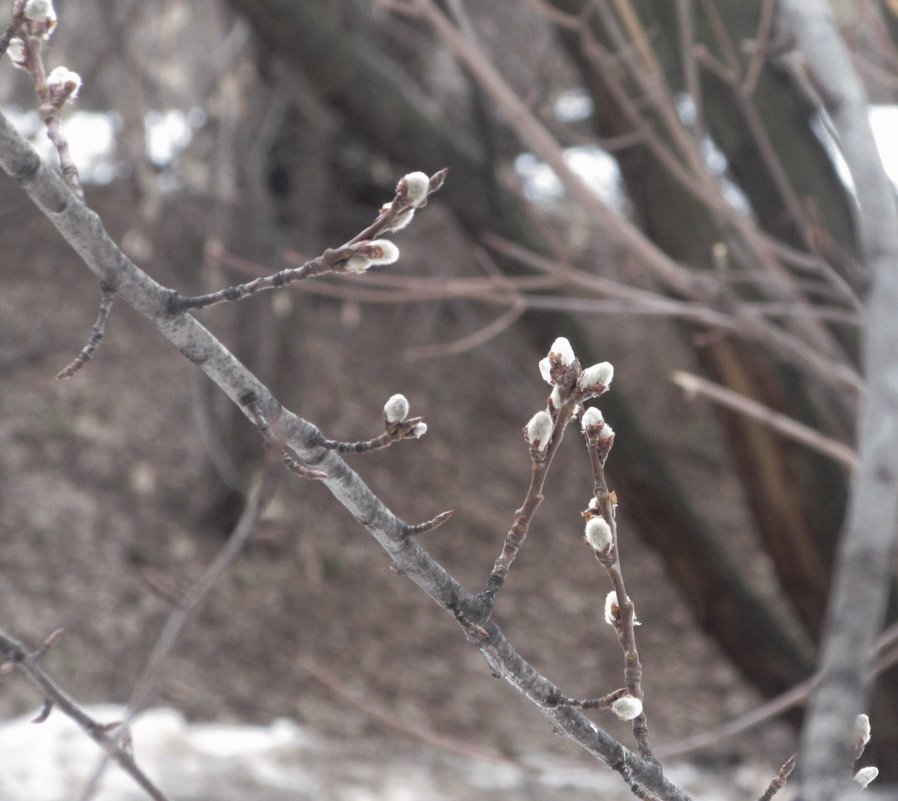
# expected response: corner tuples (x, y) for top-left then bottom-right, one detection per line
(405, 509), (454, 536)
(56, 288), (116, 379)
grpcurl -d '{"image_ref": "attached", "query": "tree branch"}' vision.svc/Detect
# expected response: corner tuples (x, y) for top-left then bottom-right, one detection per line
(778, 3), (898, 799)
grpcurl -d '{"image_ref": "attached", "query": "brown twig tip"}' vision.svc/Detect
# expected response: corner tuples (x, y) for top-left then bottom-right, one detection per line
(758, 754), (798, 801)
(428, 167), (449, 193)
(406, 509), (454, 536)
(55, 289), (116, 379)
(33, 626), (65, 660)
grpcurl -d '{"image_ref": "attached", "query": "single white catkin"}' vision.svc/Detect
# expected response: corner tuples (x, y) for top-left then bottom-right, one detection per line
(853, 767), (878, 789)
(526, 410), (553, 451)
(399, 171), (430, 207)
(384, 394), (410, 423)
(611, 695), (643, 721)
(854, 713), (871, 746)
(581, 406), (604, 431)
(24, 0), (55, 21)
(584, 516), (612, 552)
(577, 361), (614, 392)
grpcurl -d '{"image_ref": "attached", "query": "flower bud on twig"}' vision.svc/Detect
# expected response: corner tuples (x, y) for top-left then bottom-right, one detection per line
(853, 767), (878, 789)
(581, 406), (604, 432)
(344, 239), (399, 273)
(577, 361), (614, 395)
(525, 410), (553, 453)
(411, 422), (427, 438)
(7, 38), (28, 70)
(24, 0), (56, 37)
(382, 204), (415, 232)
(539, 336), (576, 384)
(397, 171), (431, 208)
(611, 695), (643, 721)
(384, 394), (410, 424)
(584, 515), (612, 552)
(854, 713), (871, 747)
(604, 590), (619, 627)
(46, 66), (82, 105)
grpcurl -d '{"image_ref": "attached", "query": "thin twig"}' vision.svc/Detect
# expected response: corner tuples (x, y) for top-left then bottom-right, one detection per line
(758, 754), (798, 801)
(56, 286), (117, 379)
(404, 509), (454, 536)
(671, 370), (858, 469)
(0, 630), (172, 801)
(177, 169), (448, 311)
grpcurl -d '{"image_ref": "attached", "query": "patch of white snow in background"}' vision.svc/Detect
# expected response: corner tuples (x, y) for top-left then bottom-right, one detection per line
(144, 108), (192, 166)
(0, 705), (799, 801)
(514, 146), (628, 211)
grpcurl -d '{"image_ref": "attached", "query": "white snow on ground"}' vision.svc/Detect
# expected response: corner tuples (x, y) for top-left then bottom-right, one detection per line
(0, 705), (791, 801)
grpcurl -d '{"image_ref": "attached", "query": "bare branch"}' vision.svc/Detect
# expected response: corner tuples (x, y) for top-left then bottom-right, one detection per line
(0, 630), (171, 801)
(778, 4), (898, 799)
(672, 370), (858, 469)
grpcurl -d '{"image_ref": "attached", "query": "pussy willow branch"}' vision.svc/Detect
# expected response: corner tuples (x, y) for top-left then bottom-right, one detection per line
(0, 111), (692, 801)
(586, 430), (653, 761)
(479, 397), (578, 608)
(0, 630), (171, 801)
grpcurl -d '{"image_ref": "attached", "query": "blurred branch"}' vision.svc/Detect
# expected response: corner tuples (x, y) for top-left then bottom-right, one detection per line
(672, 370), (858, 469)
(779, 3), (898, 799)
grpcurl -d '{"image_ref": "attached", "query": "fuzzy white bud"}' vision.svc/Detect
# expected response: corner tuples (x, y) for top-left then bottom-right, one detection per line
(6, 37), (27, 69)
(539, 337), (576, 384)
(578, 361), (614, 393)
(24, 0), (55, 19)
(47, 66), (82, 102)
(854, 714), (871, 746)
(604, 591), (619, 626)
(584, 516), (612, 552)
(599, 422), (615, 442)
(581, 406), (604, 431)
(549, 386), (562, 409)
(384, 394), (409, 424)
(411, 422), (428, 438)
(526, 410), (553, 452)
(611, 695), (643, 721)
(23, 0), (56, 37)
(853, 767), (878, 789)
(398, 171), (430, 208)
(385, 206), (415, 232)
(344, 239), (399, 273)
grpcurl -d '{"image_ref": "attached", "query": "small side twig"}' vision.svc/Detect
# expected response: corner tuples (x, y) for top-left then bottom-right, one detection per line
(56, 286), (118, 380)
(556, 687), (629, 710)
(404, 509), (454, 536)
(176, 169), (447, 312)
(758, 753), (798, 801)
